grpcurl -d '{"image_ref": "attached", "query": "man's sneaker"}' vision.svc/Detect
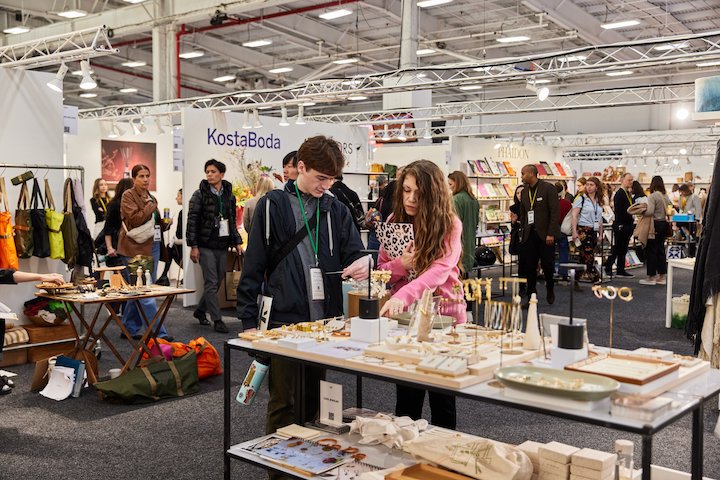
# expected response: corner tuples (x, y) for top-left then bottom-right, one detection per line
(214, 320), (229, 334)
(615, 271), (634, 277)
(155, 276), (170, 286)
(639, 277), (657, 285)
(194, 309), (211, 325)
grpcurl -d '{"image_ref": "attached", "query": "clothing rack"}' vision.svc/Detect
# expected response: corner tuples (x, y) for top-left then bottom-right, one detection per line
(0, 164), (84, 187)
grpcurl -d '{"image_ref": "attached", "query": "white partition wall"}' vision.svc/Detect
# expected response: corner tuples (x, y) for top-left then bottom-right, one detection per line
(181, 108), (369, 307)
(0, 69), (65, 316)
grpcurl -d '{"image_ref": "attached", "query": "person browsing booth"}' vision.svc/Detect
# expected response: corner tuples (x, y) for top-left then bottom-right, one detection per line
(236, 135), (371, 436)
(186, 159), (243, 334)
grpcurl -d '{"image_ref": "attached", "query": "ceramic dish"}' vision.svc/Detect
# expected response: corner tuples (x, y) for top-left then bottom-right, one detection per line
(495, 365), (620, 401)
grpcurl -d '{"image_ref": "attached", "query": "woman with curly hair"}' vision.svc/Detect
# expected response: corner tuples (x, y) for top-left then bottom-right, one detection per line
(378, 160), (465, 429)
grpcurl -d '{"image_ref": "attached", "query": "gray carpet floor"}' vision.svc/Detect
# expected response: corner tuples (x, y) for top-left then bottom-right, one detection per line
(0, 268), (718, 480)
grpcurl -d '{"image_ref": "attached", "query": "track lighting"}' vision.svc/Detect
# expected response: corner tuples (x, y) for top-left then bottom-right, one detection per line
(108, 121), (119, 139)
(381, 125), (391, 141)
(295, 105), (306, 125)
(253, 110), (263, 129)
(397, 124), (407, 142)
(279, 107), (290, 126)
(154, 117), (166, 135)
(526, 80), (549, 101)
(423, 121), (432, 140)
(210, 10), (229, 26)
(242, 111), (252, 129)
(46, 63), (68, 92)
(79, 60), (97, 90)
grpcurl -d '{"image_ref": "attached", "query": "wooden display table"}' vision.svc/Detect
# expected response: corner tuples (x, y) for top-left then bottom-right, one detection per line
(36, 286), (193, 383)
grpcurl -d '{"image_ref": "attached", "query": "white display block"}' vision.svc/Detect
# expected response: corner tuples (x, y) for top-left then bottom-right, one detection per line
(351, 316), (389, 343)
(551, 347), (588, 370)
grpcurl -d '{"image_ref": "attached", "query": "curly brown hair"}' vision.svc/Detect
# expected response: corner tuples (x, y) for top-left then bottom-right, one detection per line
(393, 160), (456, 275)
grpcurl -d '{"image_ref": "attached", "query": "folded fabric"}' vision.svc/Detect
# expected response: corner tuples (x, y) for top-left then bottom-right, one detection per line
(39, 366), (74, 401)
(349, 414), (428, 449)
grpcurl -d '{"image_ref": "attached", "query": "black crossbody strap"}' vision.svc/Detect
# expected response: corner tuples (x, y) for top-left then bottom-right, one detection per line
(267, 213), (318, 276)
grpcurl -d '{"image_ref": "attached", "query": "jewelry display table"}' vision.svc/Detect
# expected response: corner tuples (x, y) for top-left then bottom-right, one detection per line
(224, 338), (720, 480)
(665, 257), (696, 328)
(37, 286), (193, 383)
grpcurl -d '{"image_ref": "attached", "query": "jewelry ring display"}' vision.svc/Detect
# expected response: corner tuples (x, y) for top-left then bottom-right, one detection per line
(617, 287), (633, 301)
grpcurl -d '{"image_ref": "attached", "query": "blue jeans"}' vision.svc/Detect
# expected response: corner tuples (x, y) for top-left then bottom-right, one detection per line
(556, 235), (569, 277)
(120, 241), (168, 338)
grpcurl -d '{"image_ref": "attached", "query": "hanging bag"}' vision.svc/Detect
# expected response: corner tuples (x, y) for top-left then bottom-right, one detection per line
(71, 178), (94, 268)
(44, 179), (65, 260)
(60, 178), (79, 266)
(224, 253), (243, 301)
(0, 178), (19, 270)
(14, 181), (33, 258)
(30, 178), (50, 258)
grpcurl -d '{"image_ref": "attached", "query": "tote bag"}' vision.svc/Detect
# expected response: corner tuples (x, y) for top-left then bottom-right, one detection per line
(30, 178), (50, 258)
(0, 178), (19, 270)
(44, 179), (65, 260)
(71, 178), (94, 268)
(13, 181), (33, 258)
(60, 178), (79, 266)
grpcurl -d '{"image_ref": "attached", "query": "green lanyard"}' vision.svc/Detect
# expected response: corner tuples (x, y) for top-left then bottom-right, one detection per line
(294, 183), (320, 265)
(216, 190), (224, 219)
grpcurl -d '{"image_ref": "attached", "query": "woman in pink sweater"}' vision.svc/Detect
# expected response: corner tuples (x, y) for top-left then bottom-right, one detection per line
(378, 160), (465, 429)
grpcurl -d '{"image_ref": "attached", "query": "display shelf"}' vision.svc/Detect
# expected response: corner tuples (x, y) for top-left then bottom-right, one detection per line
(540, 175), (574, 181)
(478, 196), (511, 201)
(2, 336), (80, 352)
(468, 174), (516, 179)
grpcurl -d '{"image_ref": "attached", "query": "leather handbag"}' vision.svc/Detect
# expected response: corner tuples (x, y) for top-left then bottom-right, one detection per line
(94, 351), (200, 404)
(60, 178), (79, 266)
(0, 178), (18, 270)
(30, 178), (50, 258)
(44, 179), (65, 260)
(123, 216), (156, 244)
(13, 181), (33, 258)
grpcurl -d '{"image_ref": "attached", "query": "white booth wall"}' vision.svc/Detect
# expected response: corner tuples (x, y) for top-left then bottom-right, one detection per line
(181, 108), (370, 307)
(0, 69), (66, 317)
(372, 143), (450, 173)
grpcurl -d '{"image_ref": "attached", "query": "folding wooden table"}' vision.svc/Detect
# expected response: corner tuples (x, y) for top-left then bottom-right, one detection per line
(36, 286), (193, 384)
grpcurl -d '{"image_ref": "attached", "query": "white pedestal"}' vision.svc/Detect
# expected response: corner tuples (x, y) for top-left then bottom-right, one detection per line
(351, 316), (389, 343)
(551, 347), (588, 370)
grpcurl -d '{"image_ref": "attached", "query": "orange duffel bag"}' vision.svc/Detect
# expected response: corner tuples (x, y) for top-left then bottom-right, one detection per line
(188, 337), (222, 379)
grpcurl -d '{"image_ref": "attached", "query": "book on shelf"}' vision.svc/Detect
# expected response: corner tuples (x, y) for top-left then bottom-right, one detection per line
(536, 163), (549, 176)
(540, 161), (555, 176)
(475, 184), (489, 197)
(503, 184), (516, 197)
(481, 236), (501, 245)
(478, 159), (491, 175)
(496, 161), (509, 176)
(487, 159), (501, 175)
(503, 162), (516, 176)
(499, 224), (511, 235)
(474, 159), (485, 174)
(484, 206), (500, 222)
(554, 162), (568, 176)
(486, 184), (500, 197)
(466, 160), (477, 174)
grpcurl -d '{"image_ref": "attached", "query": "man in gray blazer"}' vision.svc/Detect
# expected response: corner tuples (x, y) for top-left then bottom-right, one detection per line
(518, 164), (560, 306)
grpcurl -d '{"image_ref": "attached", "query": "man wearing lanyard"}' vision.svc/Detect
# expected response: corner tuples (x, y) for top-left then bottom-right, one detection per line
(518, 164), (560, 307)
(605, 173), (635, 277)
(236, 135), (371, 439)
(187, 159), (243, 333)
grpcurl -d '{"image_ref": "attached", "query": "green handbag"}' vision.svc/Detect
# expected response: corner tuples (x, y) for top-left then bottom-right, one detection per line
(14, 182), (33, 258)
(94, 351), (200, 404)
(44, 179), (65, 260)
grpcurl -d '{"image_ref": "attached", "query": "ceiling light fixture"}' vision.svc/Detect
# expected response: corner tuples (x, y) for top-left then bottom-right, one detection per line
(332, 58), (359, 65)
(532, 79), (552, 84)
(679, 148), (688, 155)
(318, 9), (353, 20)
(416, 49), (436, 56)
(672, 158), (680, 165)
(417, 0), (453, 7)
(397, 124), (407, 142)
(301, 102), (316, 106)
(697, 60), (720, 67)
(526, 81), (549, 101)
(123, 0), (148, 3)
(57, 9), (87, 19)
(269, 67), (293, 74)
(606, 70), (634, 76)
(178, 51), (205, 59)
(3, 26), (30, 35)
(279, 107), (290, 126)
(381, 125), (391, 141)
(242, 39), (272, 48)
(459, 85), (483, 90)
(154, 117), (166, 135)
(242, 111), (252, 129)
(601, 19), (640, 29)
(120, 87), (138, 93)
(496, 36), (530, 43)
(121, 60), (147, 68)
(214, 74), (237, 82)
(79, 92), (97, 98)
(235, 92), (254, 98)
(295, 105), (306, 125)
(79, 60), (97, 90)
(348, 95), (367, 101)
(46, 63), (68, 93)
(654, 42), (689, 52)
(559, 55), (587, 62)
(676, 107), (689, 120)
(108, 121), (120, 139)
(253, 110), (263, 129)
(423, 121), (432, 140)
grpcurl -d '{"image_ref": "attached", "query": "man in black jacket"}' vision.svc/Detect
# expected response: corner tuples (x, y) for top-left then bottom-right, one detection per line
(518, 164), (560, 306)
(330, 175), (365, 232)
(236, 135), (370, 436)
(186, 159), (243, 333)
(605, 172), (635, 277)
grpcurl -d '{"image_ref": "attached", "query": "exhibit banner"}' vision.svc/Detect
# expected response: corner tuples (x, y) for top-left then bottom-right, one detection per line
(181, 108), (369, 307)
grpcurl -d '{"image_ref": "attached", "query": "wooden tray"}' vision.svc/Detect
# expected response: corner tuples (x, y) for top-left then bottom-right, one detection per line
(386, 463), (473, 480)
(565, 354), (680, 385)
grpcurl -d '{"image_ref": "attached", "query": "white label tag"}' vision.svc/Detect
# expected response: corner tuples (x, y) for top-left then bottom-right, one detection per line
(320, 380), (343, 427)
(593, 221), (600, 232)
(153, 226), (161, 241)
(219, 218), (230, 237)
(258, 295), (272, 331)
(528, 210), (535, 225)
(309, 267), (325, 301)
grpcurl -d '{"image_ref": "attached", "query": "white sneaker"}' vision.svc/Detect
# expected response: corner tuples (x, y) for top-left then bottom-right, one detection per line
(656, 275), (667, 285)
(639, 277), (657, 285)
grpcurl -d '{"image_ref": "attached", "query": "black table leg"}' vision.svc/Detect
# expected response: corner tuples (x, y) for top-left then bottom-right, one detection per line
(356, 375), (363, 409)
(224, 342), (231, 480)
(692, 403), (704, 480)
(641, 434), (652, 480)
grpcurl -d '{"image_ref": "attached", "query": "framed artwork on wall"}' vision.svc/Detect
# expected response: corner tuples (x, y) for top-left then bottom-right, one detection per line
(101, 140), (157, 191)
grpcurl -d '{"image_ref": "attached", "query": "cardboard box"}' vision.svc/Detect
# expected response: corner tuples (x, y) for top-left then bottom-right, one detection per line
(28, 342), (75, 362)
(23, 323), (76, 344)
(540, 458), (571, 476)
(570, 464), (614, 480)
(0, 348), (28, 367)
(571, 448), (617, 472)
(539, 442), (580, 465)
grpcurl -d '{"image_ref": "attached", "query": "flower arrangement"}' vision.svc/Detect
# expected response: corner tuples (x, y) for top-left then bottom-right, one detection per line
(223, 147), (274, 206)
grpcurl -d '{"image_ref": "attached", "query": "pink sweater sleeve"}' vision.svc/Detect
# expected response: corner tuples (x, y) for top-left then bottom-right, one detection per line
(392, 217), (463, 307)
(377, 245), (408, 284)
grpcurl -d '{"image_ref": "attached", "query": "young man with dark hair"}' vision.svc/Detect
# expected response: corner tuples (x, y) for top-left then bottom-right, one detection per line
(186, 159), (243, 333)
(236, 135), (370, 436)
(330, 175), (365, 232)
(282, 150), (298, 181)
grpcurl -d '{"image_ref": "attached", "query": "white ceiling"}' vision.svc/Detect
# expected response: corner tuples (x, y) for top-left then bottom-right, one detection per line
(0, 0), (719, 112)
